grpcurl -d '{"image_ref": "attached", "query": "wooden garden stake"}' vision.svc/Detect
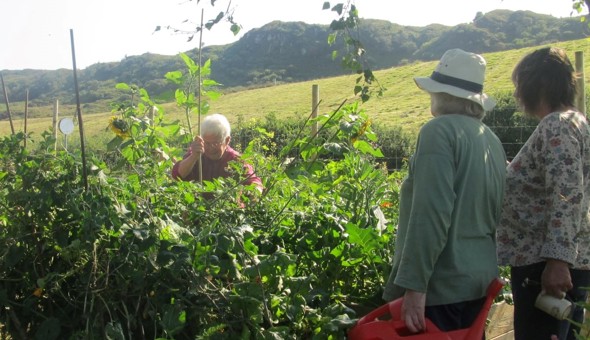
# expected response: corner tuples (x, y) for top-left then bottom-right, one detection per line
(197, 8), (204, 184)
(70, 29), (89, 191)
(575, 51), (585, 114)
(24, 89), (29, 148)
(0, 73), (15, 135)
(53, 99), (59, 153)
(311, 84), (319, 137)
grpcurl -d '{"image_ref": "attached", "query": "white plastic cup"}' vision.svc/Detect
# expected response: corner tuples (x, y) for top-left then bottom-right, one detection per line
(534, 292), (573, 320)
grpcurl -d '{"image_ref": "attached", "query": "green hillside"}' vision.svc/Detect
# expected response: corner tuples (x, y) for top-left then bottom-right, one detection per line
(1, 38), (590, 149)
(188, 38), (590, 131)
(2, 9), (587, 109)
(208, 38), (590, 131)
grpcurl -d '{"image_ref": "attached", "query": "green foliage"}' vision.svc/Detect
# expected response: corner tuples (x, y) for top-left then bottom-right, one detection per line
(233, 110), (414, 171)
(325, 1), (384, 102)
(1, 45), (578, 339)
(483, 91), (538, 160)
(371, 124), (414, 170)
(165, 54), (222, 136)
(0, 54), (406, 338)
(573, 292), (590, 339)
(154, 0), (241, 45)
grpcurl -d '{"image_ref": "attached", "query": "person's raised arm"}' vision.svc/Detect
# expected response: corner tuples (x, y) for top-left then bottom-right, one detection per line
(173, 136), (204, 180)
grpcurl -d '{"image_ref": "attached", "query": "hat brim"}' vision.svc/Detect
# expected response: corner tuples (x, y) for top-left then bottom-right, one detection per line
(414, 77), (496, 111)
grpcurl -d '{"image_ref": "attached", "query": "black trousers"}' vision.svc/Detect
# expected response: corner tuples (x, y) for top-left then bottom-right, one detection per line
(425, 296), (487, 339)
(511, 262), (590, 340)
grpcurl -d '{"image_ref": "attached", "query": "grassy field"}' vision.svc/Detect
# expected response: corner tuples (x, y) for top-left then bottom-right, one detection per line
(2, 38), (590, 151)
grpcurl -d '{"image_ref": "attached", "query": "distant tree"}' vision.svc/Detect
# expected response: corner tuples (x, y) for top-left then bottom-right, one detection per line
(474, 11), (484, 23)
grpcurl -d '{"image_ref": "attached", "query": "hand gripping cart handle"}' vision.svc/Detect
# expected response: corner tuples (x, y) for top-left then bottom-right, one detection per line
(348, 278), (504, 340)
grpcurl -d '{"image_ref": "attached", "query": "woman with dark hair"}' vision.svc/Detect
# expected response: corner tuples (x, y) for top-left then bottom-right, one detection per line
(497, 47), (590, 340)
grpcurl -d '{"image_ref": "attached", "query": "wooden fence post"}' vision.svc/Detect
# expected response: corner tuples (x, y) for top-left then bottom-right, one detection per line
(575, 51), (585, 114)
(311, 84), (319, 136)
(150, 105), (157, 127)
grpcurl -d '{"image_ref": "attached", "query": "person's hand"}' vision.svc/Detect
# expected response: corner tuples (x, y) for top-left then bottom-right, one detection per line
(542, 259), (573, 298)
(190, 136), (205, 155)
(401, 290), (426, 333)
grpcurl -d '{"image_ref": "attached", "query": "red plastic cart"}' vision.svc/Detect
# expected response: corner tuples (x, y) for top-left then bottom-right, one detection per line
(348, 278), (505, 340)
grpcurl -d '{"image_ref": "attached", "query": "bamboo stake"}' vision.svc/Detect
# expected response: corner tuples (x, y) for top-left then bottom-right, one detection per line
(53, 99), (59, 153)
(311, 84), (319, 136)
(70, 29), (89, 191)
(197, 8), (204, 184)
(0, 73), (15, 135)
(24, 89), (29, 148)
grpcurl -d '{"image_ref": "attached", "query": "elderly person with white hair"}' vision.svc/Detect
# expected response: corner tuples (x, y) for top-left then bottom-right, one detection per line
(382, 49), (506, 334)
(172, 113), (263, 198)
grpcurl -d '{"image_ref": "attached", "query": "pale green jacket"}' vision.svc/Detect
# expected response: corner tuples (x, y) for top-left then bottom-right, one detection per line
(383, 114), (506, 306)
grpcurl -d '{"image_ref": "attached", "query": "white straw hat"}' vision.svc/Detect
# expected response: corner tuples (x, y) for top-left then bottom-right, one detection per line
(414, 48), (496, 111)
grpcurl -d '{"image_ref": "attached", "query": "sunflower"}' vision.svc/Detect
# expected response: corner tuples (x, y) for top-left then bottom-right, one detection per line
(108, 116), (130, 138)
(351, 119), (371, 143)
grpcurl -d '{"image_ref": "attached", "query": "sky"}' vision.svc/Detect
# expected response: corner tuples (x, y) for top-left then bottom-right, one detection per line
(1, 0), (585, 71)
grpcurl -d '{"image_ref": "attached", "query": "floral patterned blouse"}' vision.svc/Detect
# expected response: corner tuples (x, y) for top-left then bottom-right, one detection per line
(497, 110), (590, 269)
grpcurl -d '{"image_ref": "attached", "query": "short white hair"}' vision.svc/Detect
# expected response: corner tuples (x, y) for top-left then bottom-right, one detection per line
(430, 92), (486, 120)
(201, 113), (231, 139)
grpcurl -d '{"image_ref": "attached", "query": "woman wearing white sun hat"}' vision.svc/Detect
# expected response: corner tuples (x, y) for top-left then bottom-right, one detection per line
(382, 48), (507, 334)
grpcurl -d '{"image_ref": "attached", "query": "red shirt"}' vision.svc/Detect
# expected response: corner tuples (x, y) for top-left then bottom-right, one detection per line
(171, 145), (263, 189)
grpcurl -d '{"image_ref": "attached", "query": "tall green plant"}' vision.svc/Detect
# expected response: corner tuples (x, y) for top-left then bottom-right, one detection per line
(324, 1), (385, 102)
(165, 53), (221, 136)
